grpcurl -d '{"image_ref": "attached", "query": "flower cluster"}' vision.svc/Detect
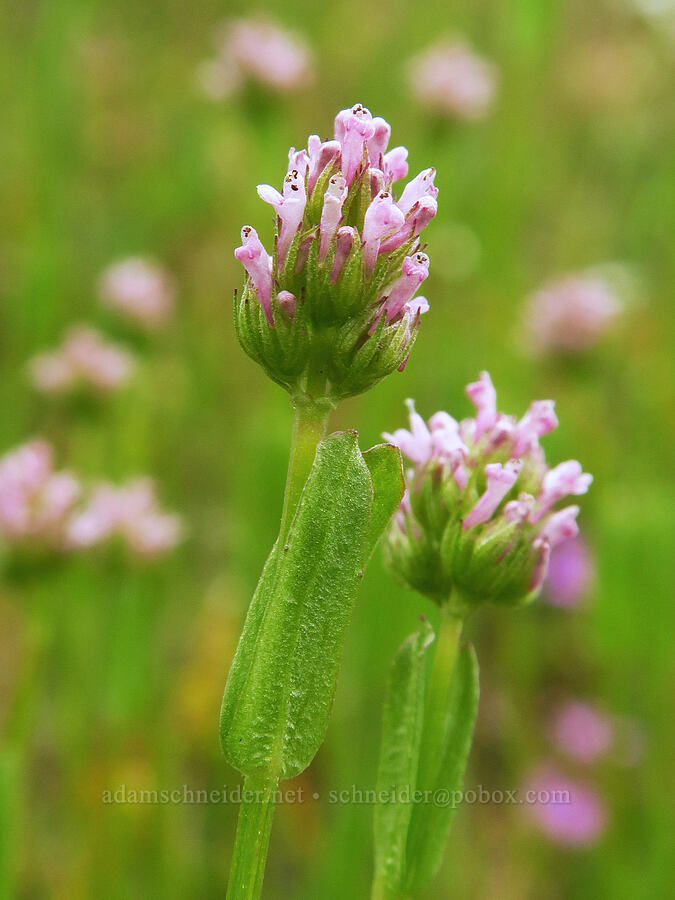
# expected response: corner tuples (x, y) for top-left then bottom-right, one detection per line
(408, 41), (498, 121)
(234, 103), (438, 401)
(382, 372), (592, 608)
(0, 441), (81, 549)
(0, 441), (182, 560)
(66, 478), (183, 559)
(99, 257), (175, 330)
(29, 326), (135, 395)
(522, 272), (622, 355)
(197, 18), (313, 100)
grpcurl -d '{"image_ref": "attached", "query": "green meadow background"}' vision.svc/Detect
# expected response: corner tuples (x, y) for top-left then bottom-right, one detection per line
(1, 0), (673, 897)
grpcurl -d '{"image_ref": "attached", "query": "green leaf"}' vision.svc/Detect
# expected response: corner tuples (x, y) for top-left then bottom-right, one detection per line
(219, 431), (374, 780)
(372, 618), (435, 900)
(362, 442), (405, 562)
(404, 643), (480, 895)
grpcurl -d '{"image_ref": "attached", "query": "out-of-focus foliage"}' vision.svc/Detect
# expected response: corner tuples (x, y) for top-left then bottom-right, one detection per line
(0, 0), (673, 897)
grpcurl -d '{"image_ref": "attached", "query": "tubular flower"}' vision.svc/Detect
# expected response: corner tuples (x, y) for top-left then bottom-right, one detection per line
(381, 372), (592, 608)
(233, 103), (438, 402)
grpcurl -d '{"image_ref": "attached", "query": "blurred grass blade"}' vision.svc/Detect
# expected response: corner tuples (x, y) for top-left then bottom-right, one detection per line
(220, 431), (374, 779)
(404, 643), (480, 895)
(362, 442), (405, 562)
(372, 618), (435, 900)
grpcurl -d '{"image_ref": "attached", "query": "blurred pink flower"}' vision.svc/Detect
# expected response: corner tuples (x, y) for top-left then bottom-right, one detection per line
(408, 40), (498, 120)
(543, 535), (595, 607)
(524, 765), (607, 846)
(66, 478), (183, 559)
(0, 440), (81, 548)
(197, 18), (313, 99)
(551, 701), (614, 764)
(98, 258), (175, 329)
(523, 273), (622, 355)
(29, 326), (135, 394)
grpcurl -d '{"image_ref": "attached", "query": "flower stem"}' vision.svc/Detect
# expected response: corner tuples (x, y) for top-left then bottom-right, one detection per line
(417, 607), (464, 797)
(278, 395), (332, 546)
(226, 772), (279, 900)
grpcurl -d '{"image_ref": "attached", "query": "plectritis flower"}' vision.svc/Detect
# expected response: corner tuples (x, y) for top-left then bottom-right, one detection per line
(522, 272), (622, 355)
(99, 258), (175, 329)
(408, 41), (498, 121)
(196, 18), (313, 100)
(382, 372), (592, 608)
(543, 535), (595, 607)
(0, 441), (81, 549)
(233, 103), (438, 401)
(523, 766), (607, 847)
(29, 326), (135, 395)
(550, 701), (614, 764)
(66, 478), (183, 559)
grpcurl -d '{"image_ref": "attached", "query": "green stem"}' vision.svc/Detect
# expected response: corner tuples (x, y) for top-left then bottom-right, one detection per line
(227, 773), (279, 900)
(227, 382), (332, 898)
(278, 396), (331, 547)
(418, 608), (463, 783)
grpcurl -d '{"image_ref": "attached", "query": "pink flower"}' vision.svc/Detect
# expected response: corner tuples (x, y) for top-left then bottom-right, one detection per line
(466, 371), (498, 440)
(551, 701), (614, 764)
(330, 226), (357, 284)
(544, 535), (595, 607)
(199, 18), (313, 98)
(234, 226), (274, 325)
(539, 506), (580, 549)
(0, 440), (81, 548)
(523, 273), (623, 355)
(258, 154), (308, 267)
(383, 373), (592, 605)
(362, 191), (406, 275)
(380, 253), (430, 323)
(66, 478), (183, 559)
(98, 258), (175, 329)
(334, 103), (376, 185)
(464, 460), (523, 528)
(408, 40), (498, 120)
(318, 174), (348, 262)
(524, 766), (607, 846)
(29, 326), (135, 395)
(534, 461), (593, 521)
(276, 290), (296, 319)
(233, 103), (437, 390)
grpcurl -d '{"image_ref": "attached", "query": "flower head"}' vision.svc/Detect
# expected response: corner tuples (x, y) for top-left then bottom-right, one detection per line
(28, 326), (135, 395)
(0, 440), (81, 549)
(382, 372), (592, 608)
(408, 41), (498, 121)
(98, 258), (175, 329)
(523, 766), (607, 847)
(522, 272), (623, 355)
(65, 478), (183, 559)
(550, 701), (614, 764)
(234, 104), (438, 401)
(196, 18), (313, 99)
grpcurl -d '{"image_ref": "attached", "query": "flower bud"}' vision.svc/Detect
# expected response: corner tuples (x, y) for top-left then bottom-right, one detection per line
(382, 373), (592, 609)
(233, 104), (438, 402)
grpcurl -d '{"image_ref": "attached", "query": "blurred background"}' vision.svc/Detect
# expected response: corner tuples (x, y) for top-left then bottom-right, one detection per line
(1, 0), (673, 897)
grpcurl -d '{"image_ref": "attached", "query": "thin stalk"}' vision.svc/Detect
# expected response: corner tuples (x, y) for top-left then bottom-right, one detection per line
(226, 772), (279, 900)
